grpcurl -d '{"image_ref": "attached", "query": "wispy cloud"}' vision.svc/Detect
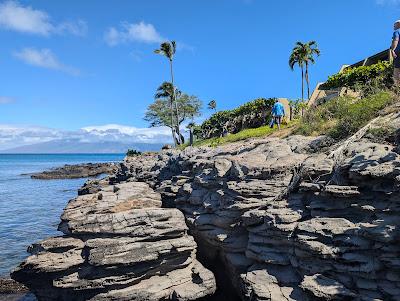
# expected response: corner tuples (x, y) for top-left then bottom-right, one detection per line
(104, 21), (165, 46)
(0, 1), (87, 36)
(0, 96), (14, 104)
(130, 49), (143, 62)
(376, 0), (400, 5)
(0, 124), (172, 150)
(14, 48), (81, 76)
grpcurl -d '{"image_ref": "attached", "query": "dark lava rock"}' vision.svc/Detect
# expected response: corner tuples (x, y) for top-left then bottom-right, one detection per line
(29, 163), (117, 180)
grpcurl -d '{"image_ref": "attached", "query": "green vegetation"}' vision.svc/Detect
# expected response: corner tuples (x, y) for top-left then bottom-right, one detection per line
(144, 82), (202, 145)
(195, 98), (276, 139)
(321, 61), (392, 91)
(126, 149), (142, 156)
(187, 123), (291, 148)
(289, 41), (321, 100)
(295, 91), (393, 139)
(180, 91), (393, 149)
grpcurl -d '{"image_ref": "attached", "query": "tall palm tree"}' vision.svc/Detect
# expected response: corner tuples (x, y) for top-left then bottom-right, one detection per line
(208, 100), (217, 112)
(290, 41), (321, 100)
(289, 48), (306, 101)
(155, 82), (178, 146)
(154, 41), (182, 143)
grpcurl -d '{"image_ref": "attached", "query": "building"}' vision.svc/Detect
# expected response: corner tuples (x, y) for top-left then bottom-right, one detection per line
(308, 49), (391, 107)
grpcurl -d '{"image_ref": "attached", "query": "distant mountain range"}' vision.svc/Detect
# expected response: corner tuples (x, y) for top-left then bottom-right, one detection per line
(0, 124), (171, 153)
(0, 139), (163, 154)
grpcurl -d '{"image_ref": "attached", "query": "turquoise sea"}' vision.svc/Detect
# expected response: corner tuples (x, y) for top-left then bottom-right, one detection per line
(0, 154), (124, 277)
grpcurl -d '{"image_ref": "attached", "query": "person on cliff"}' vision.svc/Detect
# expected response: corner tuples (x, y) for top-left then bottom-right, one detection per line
(270, 99), (285, 130)
(391, 20), (400, 86)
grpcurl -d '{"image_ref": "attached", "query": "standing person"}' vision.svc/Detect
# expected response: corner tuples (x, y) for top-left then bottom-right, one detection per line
(271, 99), (285, 130)
(391, 20), (400, 86)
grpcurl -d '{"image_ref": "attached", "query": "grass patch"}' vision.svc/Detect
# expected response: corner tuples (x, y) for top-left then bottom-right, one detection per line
(186, 122), (294, 148)
(295, 91), (393, 139)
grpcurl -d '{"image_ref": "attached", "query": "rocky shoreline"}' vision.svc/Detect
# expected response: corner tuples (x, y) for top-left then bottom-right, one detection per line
(28, 163), (118, 179)
(9, 111), (400, 300)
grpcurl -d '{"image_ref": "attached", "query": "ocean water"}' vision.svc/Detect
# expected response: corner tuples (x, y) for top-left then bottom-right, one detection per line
(0, 154), (124, 277)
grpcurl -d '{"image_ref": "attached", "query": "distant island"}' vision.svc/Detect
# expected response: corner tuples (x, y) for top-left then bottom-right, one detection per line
(0, 140), (163, 154)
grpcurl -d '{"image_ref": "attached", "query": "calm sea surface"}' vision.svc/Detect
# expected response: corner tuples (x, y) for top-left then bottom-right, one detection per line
(0, 154), (124, 277)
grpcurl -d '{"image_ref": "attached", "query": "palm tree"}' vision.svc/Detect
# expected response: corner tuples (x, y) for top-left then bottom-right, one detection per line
(290, 41), (320, 100)
(154, 41), (182, 143)
(208, 100), (217, 112)
(289, 47), (306, 101)
(155, 82), (178, 146)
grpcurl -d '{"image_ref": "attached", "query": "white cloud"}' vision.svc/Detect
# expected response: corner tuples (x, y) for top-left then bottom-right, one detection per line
(0, 1), (87, 36)
(0, 96), (14, 104)
(14, 48), (81, 76)
(104, 21), (165, 46)
(0, 124), (172, 150)
(376, 0), (400, 5)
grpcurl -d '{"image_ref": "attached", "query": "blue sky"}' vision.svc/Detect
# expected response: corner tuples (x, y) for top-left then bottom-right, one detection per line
(0, 0), (399, 148)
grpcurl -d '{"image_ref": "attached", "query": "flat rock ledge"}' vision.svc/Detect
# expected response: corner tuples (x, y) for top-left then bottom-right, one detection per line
(30, 163), (118, 179)
(11, 181), (216, 300)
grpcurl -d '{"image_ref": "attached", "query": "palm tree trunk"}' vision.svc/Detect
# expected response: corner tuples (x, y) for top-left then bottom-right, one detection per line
(306, 61), (310, 99)
(169, 60), (181, 144)
(169, 99), (178, 146)
(301, 66), (304, 101)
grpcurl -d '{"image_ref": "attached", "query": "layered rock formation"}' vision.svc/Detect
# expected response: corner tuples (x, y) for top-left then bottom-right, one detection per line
(12, 180), (216, 300)
(126, 133), (400, 300)
(12, 113), (400, 300)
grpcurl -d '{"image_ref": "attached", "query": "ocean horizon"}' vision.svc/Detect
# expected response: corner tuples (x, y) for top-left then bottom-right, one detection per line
(0, 153), (125, 277)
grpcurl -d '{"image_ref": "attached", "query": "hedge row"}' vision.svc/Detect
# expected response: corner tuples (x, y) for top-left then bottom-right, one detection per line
(194, 97), (276, 139)
(320, 61), (392, 90)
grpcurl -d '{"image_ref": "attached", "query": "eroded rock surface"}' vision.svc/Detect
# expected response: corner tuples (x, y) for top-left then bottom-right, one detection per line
(12, 180), (216, 300)
(121, 134), (400, 301)
(12, 125), (400, 300)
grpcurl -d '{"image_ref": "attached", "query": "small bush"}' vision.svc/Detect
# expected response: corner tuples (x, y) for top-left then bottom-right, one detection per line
(126, 149), (142, 156)
(296, 91), (393, 139)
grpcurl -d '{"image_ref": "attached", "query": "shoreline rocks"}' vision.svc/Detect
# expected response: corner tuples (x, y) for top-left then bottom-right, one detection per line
(12, 179), (216, 300)
(11, 119), (400, 300)
(29, 163), (118, 179)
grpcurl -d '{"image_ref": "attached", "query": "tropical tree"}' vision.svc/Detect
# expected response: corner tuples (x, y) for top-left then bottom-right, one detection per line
(289, 41), (320, 100)
(153, 82), (178, 145)
(154, 41), (182, 142)
(289, 48), (306, 101)
(208, 100), (217, 112)
(145, 87), (202, 146)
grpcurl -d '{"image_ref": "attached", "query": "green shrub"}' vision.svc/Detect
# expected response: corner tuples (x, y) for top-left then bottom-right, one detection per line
(197, 97), (276, 139)
(296, 91), (393, 139)
(126, 149), (142, 156)
(321, 61), (392, 91)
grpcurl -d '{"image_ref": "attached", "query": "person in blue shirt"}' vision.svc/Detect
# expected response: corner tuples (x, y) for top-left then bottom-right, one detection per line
(391, 20), (400, 86)
(270, 99), (285, 130)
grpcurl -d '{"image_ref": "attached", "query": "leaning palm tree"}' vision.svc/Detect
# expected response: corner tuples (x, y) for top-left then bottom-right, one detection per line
(208, 100), (217, 112)
(289, 48), (306, 101)
(290, 41), (321, 100)
(155, 82), (178, 146)
(154, 41), (182, 143)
